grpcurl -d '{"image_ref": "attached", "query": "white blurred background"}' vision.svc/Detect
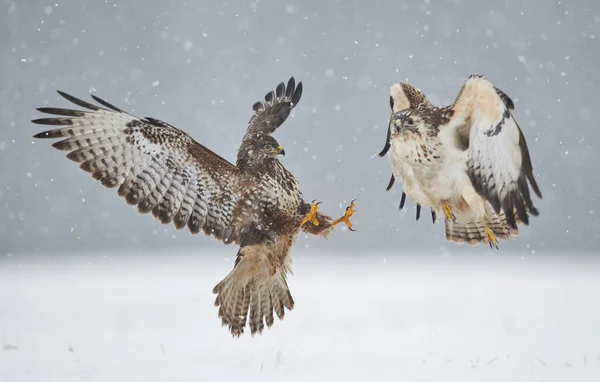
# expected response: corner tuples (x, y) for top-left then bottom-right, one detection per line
(1, 252), (599, 381)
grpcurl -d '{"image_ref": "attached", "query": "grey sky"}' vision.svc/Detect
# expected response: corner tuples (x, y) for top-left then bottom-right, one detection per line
(1, 0), (599, 255)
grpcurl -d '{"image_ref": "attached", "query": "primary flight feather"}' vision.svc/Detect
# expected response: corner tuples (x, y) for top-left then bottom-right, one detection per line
(379, 75), (542, 248)
(33, 77), (355, 336)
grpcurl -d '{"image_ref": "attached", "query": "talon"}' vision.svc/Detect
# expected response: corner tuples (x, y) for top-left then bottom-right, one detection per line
(484, 226), (499, 250)
(441, 203), (456, 222)
(300, 200), (320, 227)
(332, 200), (356, 231)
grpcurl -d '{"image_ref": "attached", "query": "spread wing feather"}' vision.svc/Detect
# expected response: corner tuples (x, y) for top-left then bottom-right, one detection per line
(33, 91), (243, 244)
(450, 75), (542, 229)
(245, 77), (302, 137)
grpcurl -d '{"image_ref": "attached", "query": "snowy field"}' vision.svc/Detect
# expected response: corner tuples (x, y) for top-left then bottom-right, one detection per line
(1, 252), (599, 382)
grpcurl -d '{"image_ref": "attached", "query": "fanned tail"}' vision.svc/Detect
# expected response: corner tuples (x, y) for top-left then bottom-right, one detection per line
(212, 244), (294, 337)
(445, 204), (516, 246)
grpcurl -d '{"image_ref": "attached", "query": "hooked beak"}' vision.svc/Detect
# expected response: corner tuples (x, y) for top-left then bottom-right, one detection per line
(277, 145), (285, 156)
(393, 118), (403, 133)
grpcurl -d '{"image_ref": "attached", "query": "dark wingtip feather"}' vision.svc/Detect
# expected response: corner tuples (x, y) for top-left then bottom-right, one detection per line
(57, 90), (101, 111)
(91, 94), (123, 112)
(31, 117), (74, 126)
(431, 209), (437, 224)
(378, 140), (391, 157)
(528, 175), (543, 199)
(378, 113), (393, 157)
(264, 90), (275, 104)
(33, 130), (53, 138)
(514, 194), (529, 226)
(291, 81), (302, 106)
(399, 192), (406, 211)
(385, 174), (395, 191)
(275, 82), (285, 99)
(503, 198), (518, 230)
(36, 107), (87, 117)
(416, 204), (421, 221)
(286, 77), (296, 98)
(529, 205), (540, 217)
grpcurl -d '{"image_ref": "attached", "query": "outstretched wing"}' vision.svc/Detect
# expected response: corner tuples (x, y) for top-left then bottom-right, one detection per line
(33, 91), (243, 244)
(449, 75), (542, 229)
(245, 77), (302, 137)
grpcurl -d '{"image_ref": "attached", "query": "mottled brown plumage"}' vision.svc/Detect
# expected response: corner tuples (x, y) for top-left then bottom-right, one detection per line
(32, 77), (355, 337)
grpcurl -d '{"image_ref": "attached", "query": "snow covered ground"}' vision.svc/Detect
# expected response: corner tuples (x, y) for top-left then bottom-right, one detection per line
(1, 252), (599, 382)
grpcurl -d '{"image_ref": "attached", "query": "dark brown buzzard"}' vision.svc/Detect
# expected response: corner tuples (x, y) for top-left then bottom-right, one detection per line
(32, 77), (355, 337)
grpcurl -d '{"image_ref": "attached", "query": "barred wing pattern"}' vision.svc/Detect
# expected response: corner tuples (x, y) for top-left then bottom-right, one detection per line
(245, 77), (302, 136)
(33, 91), (242, 243)
(450, 75), (542, 229)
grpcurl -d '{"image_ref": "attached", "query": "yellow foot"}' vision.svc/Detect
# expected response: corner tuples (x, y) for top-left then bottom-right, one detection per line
(484, 226), (499, 250)
(300, 200), (321, 227)
(442, 203), (456, 222)
(331, 199), (356, 231)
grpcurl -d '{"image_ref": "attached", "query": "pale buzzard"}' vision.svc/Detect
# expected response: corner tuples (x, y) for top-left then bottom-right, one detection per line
(379, 75), (542, 248)
(32, 77), (355, 336)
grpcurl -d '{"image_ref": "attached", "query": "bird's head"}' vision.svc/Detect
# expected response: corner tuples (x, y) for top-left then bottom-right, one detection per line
(255, 134), (285, 158)
(390, 109), (425, 139)
(378, 83), (433, 157)
(237, 133), (285, 170)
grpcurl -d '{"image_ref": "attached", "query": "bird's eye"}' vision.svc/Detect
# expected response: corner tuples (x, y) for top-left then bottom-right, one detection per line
(264, 145), (272, 151)
(404, 118), (415, 127)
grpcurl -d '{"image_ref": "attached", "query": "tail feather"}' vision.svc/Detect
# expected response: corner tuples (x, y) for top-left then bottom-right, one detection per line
(445, 205), (516, 246)
(212, 244), (294, 337)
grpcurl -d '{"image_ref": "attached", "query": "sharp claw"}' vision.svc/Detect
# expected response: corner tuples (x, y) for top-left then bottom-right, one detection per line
(301, 200), (321, 227)
(342, 199), (355, 231)
(484, 226), (499, 250)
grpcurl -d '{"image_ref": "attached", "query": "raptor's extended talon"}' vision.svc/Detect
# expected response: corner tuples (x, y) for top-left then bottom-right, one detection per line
(484, 226), (499, 250)
(332, 199), (356, 231)
(441, 203), (456, 222)
(300, 200), (320, 227)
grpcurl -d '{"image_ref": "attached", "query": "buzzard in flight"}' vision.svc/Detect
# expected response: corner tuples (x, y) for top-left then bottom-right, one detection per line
(32, 77), (355, 336)
(379, 75), (542, 248)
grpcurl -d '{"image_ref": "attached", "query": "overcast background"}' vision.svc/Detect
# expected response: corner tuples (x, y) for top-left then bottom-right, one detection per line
(2, 1), (600, 381)
(1, 0), (599, 255)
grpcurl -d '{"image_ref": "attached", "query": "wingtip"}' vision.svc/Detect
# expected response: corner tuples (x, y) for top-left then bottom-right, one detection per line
(532, 183), (543, 200)
(467, 74), (485, 80)
(385, 174), (395, 191)
(291, 81), (302, 106)
(31, 119), (49, 126)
